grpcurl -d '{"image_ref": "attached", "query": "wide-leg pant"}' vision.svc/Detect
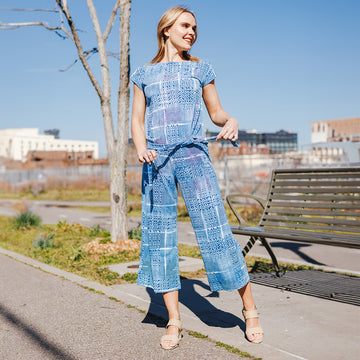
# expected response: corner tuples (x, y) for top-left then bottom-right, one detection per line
(137, 143), (250, 293)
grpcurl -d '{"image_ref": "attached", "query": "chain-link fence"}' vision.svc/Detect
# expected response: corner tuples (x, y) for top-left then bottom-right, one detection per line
(1, 154), (357, 197)
(214, 154), (359, 198)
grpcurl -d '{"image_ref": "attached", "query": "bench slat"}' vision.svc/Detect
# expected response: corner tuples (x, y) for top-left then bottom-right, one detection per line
(273, 180), (360, 187)
(271, 187), (360, 194)
(274, 172), (360, 180)
(274, 167), (359, 174)
(230, 227), (360, 247)
(261, 221), (360, 234)
(262, 214), (360, 227)
(263, 207), (360, 217)
(270, 194), (359, 202)
(267, 201), (360, 210)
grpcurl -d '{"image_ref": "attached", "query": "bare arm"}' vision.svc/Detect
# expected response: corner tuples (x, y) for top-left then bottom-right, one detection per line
(130, 84), (157, 164)
(202, 80), (239, 141)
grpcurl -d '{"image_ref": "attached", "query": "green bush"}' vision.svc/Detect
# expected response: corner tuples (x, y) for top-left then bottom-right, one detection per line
(33, 233), (54, 249)
(129, 227), (141, 241)
(12, 211), (41, 229)
(121, 272), (138, 282)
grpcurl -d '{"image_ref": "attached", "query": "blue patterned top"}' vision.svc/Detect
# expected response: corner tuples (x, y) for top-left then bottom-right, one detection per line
(130, 60), (216, 149)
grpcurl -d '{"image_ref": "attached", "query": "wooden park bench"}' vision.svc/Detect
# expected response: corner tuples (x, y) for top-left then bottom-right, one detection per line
(226, 167), (360, 277)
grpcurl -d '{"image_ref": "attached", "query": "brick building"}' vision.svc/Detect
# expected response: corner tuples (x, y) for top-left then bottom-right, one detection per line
(311, 118), (360, 143)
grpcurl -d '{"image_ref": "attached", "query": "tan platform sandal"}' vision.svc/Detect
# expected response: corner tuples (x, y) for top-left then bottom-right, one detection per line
(242, 308), (263, 344)
(160, 318), (182, 350)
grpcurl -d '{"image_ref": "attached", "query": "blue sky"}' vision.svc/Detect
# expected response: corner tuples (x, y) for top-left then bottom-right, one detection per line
(0, 0), (359, 157)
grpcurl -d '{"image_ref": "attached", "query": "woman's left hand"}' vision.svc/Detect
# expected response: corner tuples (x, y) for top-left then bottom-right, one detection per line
(216, 117), (239, 141)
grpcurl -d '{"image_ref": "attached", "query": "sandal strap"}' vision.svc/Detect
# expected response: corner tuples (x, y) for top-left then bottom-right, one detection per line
(166, 318), (182, 331)
(161, 334), (180, 342)
(246, 326), (263, 335)
(242, 309), (259, 319)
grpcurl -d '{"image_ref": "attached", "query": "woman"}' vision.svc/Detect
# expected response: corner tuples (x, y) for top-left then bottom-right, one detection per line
(130, 6), (263, 350)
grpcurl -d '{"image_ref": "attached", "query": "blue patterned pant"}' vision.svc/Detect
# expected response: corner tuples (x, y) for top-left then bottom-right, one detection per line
(138, 143), (250, 293)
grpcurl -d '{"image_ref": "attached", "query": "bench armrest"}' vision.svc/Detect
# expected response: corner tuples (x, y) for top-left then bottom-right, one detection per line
(226, 193), (266, 227)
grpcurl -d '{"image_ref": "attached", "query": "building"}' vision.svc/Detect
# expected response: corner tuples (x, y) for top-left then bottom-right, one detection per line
(311, 117), (360, 143)
(21, 150), (108, 169)
(0, 128), (99, 162)
(44, 129), (60, 139)
(208, 141), (270, 159)
(206, 129), (298, 154)
(309, 118), (360, 164)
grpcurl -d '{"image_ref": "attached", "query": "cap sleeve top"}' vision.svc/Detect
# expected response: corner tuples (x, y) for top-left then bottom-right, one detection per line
(130, 60), (216, 148)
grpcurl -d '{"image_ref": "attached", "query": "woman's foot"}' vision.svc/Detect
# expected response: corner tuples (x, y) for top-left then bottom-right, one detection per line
(160, 319), (182, 350)
(242, 307), (263, 344)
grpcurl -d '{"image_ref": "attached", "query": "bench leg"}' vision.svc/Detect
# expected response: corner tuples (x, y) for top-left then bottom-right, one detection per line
(242, 236), (257, 257)
(259, 237), (281, 277)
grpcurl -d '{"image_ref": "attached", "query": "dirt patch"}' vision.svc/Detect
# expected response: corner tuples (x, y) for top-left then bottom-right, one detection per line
(82, 238), (140, 254)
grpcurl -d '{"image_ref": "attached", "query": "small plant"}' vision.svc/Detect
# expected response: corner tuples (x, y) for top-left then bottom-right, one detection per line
(99, 237), (111, 244)
(215, 342), (255, 358)
(73, 249), (84, 261)
(121, 272), (138, 282)
(177, 204), (189, 218)
(89, 224), (102, 236)
(33, 233), (54, 249)
(188, 331), (208, 339)
(12, 211), (41, 229)
(129, 227), (141, 241)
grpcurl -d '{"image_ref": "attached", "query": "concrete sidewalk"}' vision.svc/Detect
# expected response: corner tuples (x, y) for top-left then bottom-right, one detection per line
(1, 247), (359, 360)
(0, 251), (247, 360)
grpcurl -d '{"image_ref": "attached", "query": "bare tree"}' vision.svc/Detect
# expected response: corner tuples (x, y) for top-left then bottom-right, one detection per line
(1, 0), (131, 241)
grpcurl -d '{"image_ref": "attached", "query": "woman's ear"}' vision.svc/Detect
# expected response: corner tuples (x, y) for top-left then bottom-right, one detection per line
(163, 27), (170, 38)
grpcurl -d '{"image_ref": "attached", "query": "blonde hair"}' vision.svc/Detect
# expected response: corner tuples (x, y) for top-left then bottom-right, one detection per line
(150, 6), (199, 64)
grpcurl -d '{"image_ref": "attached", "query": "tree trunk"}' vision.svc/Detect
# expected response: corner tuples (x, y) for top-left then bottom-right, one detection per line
(108, 0), (131, 242)
(109, 152), (128, 241)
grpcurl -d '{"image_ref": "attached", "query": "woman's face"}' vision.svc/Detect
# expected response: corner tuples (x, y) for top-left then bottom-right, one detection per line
(164, 12), (197, 52)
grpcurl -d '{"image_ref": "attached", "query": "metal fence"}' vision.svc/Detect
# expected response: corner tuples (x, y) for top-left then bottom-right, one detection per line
(1, 155), (357, 196)
(0, 164), (142, 189)
(216, 154), (359, 197)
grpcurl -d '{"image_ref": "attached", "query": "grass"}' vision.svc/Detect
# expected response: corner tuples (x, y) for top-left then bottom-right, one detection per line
(0, 215), (140, 285)
(0, 213), (312, 286)
(12, 210), (41, 229)
(188, 331), (208, 339)
(215, 342), (261, 359)
(0, 187), (111, 202)
(0, 215), (207, 285)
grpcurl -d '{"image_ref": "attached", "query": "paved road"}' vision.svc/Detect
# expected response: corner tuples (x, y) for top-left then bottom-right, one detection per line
(1, 199), (359, 274)
(0, 254), (246, 360)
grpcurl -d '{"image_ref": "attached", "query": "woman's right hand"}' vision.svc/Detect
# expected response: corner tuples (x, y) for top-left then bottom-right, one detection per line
(138, 149), (158, 164)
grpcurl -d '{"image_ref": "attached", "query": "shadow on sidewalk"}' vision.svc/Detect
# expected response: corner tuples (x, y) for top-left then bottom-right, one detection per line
(266, 242), (326, 266)
(0, 303), (77, 360)
(141, 278), (245, 333)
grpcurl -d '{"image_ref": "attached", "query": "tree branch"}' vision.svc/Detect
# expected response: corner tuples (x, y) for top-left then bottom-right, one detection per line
(55, 0), (104, 101)
(0, 21), (68, 39)
(0, 7), (58, 12)
(86, 0), (115, 149)
(59, 48), (98, 72)
(103, 0), (120, 41)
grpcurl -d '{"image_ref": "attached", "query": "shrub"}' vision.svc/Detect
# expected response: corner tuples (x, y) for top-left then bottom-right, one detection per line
(89, 224), (102, 237)
(129, 227), (141, 241)
(33, 233), (54, 249)
(12, 211), (41, 229)
(121, 272), (138, 282)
